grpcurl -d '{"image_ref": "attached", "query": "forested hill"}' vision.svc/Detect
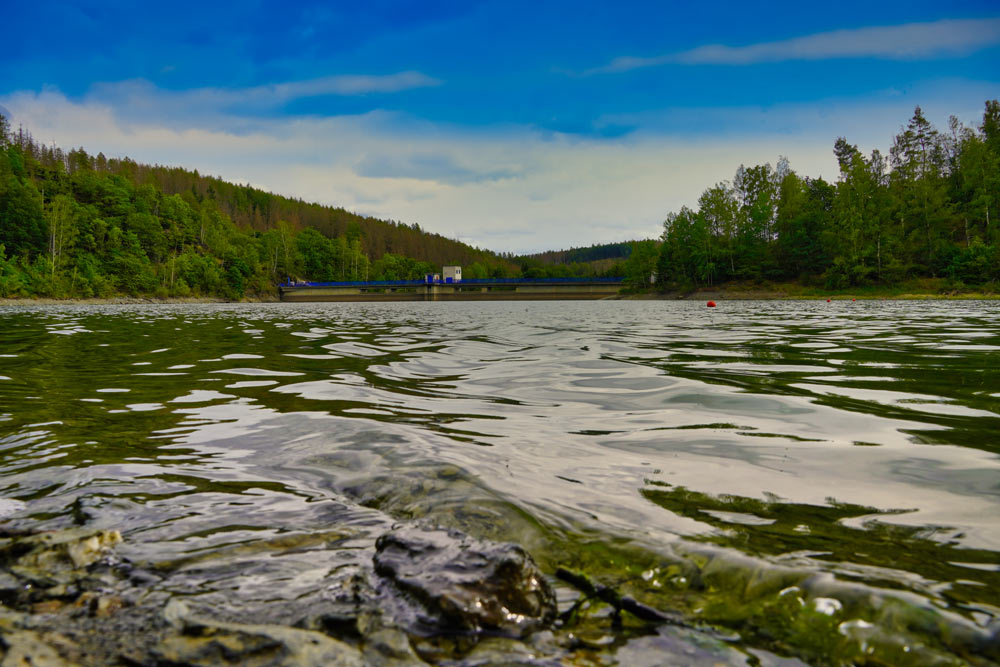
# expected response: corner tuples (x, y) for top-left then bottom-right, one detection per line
(508, 241), (635, 280)
(3, 102), (999, 300)
(107, 163), (488, 267)
(523, 101), (1000, 292)
(626, 101), (1000, 292)
(0, 116), (511, 299)
(523, 241), (635, 265)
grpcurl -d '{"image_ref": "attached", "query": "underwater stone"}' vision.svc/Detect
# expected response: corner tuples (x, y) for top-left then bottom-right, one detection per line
(0, 630), (77, 666)
(612, 625), (776, 667)
(361, 628), (425, 666)
(3, 529), (121, 572)
(373, 526), (556, 638)
(0, 528), (125, 609)
(156, 599), (364, 667)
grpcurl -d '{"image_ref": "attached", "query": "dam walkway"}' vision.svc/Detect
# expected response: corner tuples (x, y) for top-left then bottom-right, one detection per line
(279, 277), (624, 301)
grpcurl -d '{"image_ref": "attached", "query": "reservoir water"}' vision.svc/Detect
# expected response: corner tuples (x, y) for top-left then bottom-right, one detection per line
(1, 300), (998, 665)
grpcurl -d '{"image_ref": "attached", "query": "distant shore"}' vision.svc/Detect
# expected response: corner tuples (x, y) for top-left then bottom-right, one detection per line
(0, 296), (278, 306)
(622, 290), (1000, 301)
(620, 278), (1000, 301)
(2, 282), (998, 305)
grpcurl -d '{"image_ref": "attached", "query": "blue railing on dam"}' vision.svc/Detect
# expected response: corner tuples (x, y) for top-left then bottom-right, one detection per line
(462, 277), (624, 284)
(282, 279), (426, 288)
(280, 277), (624, 288)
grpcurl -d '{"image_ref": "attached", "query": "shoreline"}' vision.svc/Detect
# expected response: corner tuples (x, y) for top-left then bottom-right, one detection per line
(620, 279), (1000, 301)
(621, 291), (1000, 301)
(0, 296), (280, 306)
(1, 288), (998, 305)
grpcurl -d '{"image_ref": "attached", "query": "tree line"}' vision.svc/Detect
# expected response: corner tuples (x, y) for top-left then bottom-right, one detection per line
(635, 102), (1000, 291)
(0, 115), (513, 299)
(3, 102), (997, 299)
(521, 241), (634, 266)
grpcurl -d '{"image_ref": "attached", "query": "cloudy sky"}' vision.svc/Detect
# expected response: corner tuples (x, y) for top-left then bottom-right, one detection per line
(2, 1), (998, 253)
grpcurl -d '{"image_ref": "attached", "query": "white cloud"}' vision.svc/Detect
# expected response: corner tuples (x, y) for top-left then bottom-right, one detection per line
(275, 71), (441, 96)
(83, 71), (440, 124)
(1, 81), (993, 253)
(589, 18), (1000, 73)
(595, 80), (998, 147)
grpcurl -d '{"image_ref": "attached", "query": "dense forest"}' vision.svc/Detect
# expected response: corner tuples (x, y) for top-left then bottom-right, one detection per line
(2, 102), (998, 299)
(640, 102), (1000, 292)
(509, 242), (633, 280)
(446, 101), (1000, 292)
(520, 241), (634, 266)
(0, 114), (513, 299)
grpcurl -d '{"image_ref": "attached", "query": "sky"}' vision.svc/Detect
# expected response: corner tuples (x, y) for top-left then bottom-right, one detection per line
(2, 1), (999, 254)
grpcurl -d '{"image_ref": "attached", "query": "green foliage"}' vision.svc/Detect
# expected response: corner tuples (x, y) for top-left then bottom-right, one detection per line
(947, 239), (998, 284)
(516, 256), (600, 279)
(522, 242), (634, 265)
(0, 245), (26, 296)
(3, 100), (1000, 299)
(0, 149), (46, 258)
(110, 231), (157, 295)
(655, 101), (1000, 291)
(295, 227), (339, 281)
(225, 256), (252, 299)
(462, 261), (489, 279)
(0, 112), (515, 300)
(658, 207), (710, 287)
(623, 240), (659, 288)
(774, 173), (833, 278)
(174, 250), (224, 296)
(371, 253), (435, 281)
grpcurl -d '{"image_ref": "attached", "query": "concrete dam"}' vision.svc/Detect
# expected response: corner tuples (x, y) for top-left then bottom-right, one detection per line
(279, 277), (624, 302)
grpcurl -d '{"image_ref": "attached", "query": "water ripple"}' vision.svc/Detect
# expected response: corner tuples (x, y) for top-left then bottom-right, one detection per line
(1, 300), (999, 635)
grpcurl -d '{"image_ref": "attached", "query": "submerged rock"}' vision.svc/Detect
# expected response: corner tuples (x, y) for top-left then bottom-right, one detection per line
(612, 625), (809, 667)
(0, 630), (78, 667)
(0, 528), (121, 571)
(360, 628), (426, 666)
(373, 526), (556, 638)
(154, 599), (364, 667)
(0, 528), (124, 607)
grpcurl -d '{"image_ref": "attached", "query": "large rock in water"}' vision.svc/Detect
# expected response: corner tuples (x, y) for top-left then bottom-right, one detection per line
(373, 526), (556, 638)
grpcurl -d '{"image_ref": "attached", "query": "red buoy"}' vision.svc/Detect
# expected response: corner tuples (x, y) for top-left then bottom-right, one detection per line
(707, 301), (717, 308)
(826, 299), (831, 302)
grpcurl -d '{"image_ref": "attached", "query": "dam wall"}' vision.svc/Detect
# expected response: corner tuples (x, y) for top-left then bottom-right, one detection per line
(279, 278), (623, 302)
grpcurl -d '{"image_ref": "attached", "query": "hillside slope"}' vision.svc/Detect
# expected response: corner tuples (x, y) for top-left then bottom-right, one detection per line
(0, 117), (513, 299)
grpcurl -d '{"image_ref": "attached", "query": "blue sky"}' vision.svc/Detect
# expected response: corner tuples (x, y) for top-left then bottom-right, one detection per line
(3, 1), (999, 252)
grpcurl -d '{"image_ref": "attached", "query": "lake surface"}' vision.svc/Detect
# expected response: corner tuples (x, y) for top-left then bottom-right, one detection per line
(1, 300), (998, 664)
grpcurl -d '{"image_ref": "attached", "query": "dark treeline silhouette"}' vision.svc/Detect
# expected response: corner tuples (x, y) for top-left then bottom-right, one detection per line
(507, 242), (636, 279)
(0, 116), (514, 298)
(524, 241), (634, 265)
